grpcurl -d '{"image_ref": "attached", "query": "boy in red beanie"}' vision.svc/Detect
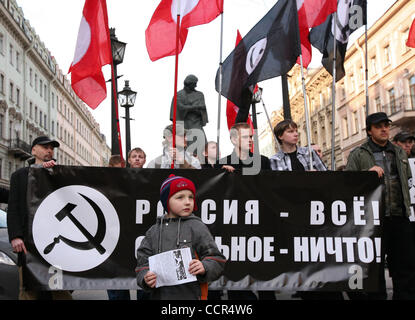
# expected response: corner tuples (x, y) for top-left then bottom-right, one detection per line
(136, 174), (226, 300)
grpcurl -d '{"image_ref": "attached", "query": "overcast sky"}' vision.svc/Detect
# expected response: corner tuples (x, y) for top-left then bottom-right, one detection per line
(16, 0), (397, 162)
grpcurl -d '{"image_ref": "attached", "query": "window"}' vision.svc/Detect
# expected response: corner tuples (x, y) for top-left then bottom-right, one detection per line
(388, 88), (396, 114)
(39, 110), (43, 127)
(9, 44), (13, 65)
(0, 33), (4, 54)
(16, 88), (20, 106)
(44, 84), (47, 101)
(375, 96), (382, 113)
(39, 80), (43, 97)
(35, 74), (38, 92)
(360, 65), (364, 82)
(402, 28), (410, 54)
(16, 51), (20, 72)
(342, 116), (349, 139)
(29, 102), (33, 119)
(350, 74), (355, 92)
(352, 111), (359, 134)
(0, 73), (4, 94)
(29, 68), (33, 87)
(384, 45), (391, 66)
(0, 114), (3, 138)
(44, 115), (47, 130)
(52, 92), (55, 108)
(35, 106), (38, 123)
(0, 159), (2, 179)
(9, 81), (13, 102)
(51, 121), (55, 136)
(371, 56), (377, 75)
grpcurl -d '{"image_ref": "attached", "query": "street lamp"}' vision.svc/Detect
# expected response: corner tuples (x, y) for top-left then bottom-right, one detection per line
(110, 28), (126, 156)
(118, 80), (137, 163)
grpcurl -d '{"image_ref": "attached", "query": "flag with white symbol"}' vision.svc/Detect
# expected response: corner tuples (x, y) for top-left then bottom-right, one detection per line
(68, 0), (112, 109)
(215, 0), (300, 108)
(309, 0), (367, 82)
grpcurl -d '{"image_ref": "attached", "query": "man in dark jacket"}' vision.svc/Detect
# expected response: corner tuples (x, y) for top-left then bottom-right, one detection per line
(346, 112), (415, 300)
(7, 136), (71, 300)
(215, 123), (274, 300)
(216, 122), (271, 175)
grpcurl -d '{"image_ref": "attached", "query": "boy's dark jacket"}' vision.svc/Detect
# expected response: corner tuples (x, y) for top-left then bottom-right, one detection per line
(136, 214), (226, 300)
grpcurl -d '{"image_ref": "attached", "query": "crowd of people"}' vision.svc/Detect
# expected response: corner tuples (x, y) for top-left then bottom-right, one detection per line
(2, 111), (415, 300)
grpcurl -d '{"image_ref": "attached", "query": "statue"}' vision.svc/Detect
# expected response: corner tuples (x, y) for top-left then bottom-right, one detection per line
(170, 74), (208, 152)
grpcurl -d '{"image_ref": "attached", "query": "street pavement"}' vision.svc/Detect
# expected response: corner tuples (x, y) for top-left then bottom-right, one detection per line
(72, 269), (393, 300)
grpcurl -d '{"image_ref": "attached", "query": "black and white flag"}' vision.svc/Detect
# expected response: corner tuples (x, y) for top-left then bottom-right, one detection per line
(309, 0), (367, 82)
(215, 0), (300, 108)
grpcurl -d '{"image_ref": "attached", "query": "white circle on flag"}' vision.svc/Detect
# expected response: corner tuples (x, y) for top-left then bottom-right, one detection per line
(32, 185), (120, 272)
(246, 38), (267, 75)
(171, 0), (200, 22)
(333, 0), (353, 44)
(72, 16), (91, 66)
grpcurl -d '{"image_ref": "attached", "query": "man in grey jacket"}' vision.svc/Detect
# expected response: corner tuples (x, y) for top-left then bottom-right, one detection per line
(346, 112), (415, 300)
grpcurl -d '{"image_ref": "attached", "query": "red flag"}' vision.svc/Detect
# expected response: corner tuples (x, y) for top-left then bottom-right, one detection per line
(68, 0), (111, 110)
(296, 0), (337, 68)
(226, 30), (254, 134)
(146, 0), (223, 61)
(407, 19), (415, 48)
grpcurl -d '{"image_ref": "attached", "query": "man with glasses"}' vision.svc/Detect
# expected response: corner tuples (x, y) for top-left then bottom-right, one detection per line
(346, 112), (415, 300)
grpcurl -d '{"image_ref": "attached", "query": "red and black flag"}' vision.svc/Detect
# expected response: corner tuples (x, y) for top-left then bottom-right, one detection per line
(309, 0), (367, 82)
(215, 0), (300, 109)
(296, 0), (337, 68)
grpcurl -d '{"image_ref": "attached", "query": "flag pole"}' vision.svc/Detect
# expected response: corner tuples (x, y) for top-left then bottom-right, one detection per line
(110, 64), (124, 163)
(102, 1), (123, 162)
(216, 10), (224, 161)
(294, 0), (313, 170)
(260, 96), (281, 152)
(331, 12), (337, 171)
(364, 1), (369, 116)
(172, 1), (181, 169)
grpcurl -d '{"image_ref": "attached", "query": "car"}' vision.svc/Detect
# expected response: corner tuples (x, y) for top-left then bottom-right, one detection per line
(0, 209), (19, 300)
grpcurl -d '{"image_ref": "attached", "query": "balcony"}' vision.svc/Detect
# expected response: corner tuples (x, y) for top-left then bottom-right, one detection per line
(8, 139), (32, 160)
(382, 95), (415, 127)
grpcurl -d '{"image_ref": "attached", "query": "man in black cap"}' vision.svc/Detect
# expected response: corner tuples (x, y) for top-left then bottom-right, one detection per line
(7, 136), (70, 299)
(393, 131), (415, 158)
(346, 112), (415, 300)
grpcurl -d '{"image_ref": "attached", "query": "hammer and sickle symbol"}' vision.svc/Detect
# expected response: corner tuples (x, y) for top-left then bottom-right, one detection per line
(43, 193), (107, 255)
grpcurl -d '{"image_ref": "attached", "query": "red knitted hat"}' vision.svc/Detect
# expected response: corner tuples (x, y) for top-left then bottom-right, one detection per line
(160, 174), (197, 213)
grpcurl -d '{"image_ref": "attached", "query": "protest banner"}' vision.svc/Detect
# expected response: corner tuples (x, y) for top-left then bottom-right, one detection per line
(24, 167), (383, 292)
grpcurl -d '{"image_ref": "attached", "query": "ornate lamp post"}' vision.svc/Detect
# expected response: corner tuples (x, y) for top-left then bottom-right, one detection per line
(118, 80), (137, 162)
(110, 28), (126, 156)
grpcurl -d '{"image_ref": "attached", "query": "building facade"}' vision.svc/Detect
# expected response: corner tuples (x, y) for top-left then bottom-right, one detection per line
(0, 0), (111, 190)
(261, 0), (415, 169)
